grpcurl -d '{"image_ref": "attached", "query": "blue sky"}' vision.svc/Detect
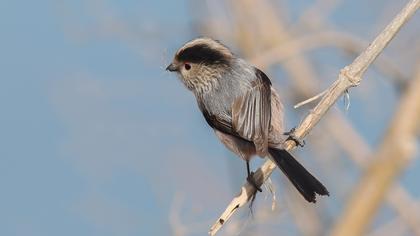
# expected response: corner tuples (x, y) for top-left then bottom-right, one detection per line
(0, 0), (418, 235)
(0, 1), (222, 235)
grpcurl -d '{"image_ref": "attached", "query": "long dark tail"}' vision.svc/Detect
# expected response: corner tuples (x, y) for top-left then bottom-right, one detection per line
(268, 148), (329, 203)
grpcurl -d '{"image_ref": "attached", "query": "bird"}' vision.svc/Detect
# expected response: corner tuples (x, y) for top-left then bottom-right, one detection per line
(166, 37), (329, 203)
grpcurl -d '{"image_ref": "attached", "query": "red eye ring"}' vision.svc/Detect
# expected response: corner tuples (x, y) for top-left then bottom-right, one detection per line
(184, 63), (191, 70)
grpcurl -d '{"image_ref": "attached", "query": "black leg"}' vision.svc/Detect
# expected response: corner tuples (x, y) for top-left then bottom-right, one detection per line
(246, 161), (251, 176)
(284, 127), (305, 147)
(246, 161), (262, 192)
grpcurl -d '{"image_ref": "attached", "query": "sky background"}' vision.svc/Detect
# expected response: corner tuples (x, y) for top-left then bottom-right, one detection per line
(0, 0), (418, 235)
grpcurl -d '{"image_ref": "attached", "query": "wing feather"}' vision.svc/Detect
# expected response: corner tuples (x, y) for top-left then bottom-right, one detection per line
(232, 68), (272, 156)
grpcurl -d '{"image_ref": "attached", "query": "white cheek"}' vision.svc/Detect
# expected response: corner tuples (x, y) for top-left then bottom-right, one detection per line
(179, 68), (191, 82)
(180, 66), (192, 78)
(180, 68), (186, 77)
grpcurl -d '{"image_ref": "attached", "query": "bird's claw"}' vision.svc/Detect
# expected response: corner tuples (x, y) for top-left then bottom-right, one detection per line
(247, 172), (262, 192)
(284, 127), (305, 147)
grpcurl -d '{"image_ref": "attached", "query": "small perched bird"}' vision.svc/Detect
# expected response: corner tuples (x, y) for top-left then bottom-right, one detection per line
(166, 37), (329, 203)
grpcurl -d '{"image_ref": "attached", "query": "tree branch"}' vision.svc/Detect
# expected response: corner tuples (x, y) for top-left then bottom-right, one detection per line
(209, 0), (419, 234)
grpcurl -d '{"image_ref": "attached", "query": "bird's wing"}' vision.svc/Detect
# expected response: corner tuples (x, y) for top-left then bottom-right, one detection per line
(200, 107), (234, 135)
(232, 68), (272, 156)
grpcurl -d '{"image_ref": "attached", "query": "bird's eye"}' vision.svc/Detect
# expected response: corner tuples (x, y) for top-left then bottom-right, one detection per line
(184, 63), (191, 70)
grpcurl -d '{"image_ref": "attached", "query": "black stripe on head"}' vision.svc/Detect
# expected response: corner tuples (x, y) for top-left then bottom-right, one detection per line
(176, 44), (229, 65)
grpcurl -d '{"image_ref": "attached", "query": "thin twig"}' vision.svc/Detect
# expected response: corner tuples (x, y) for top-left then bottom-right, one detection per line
(294, 89), (328, 108)
(209, 1), (419, 234)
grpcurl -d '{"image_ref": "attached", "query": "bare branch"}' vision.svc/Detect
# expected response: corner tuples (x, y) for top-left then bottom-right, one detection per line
(209, 1), (419, 234)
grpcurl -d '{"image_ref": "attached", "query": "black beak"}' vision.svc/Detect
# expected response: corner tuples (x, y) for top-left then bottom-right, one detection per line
(165, 63), (178, 72)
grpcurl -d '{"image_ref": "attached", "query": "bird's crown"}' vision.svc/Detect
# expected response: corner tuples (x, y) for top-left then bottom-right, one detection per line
(175, 37), (233, 65)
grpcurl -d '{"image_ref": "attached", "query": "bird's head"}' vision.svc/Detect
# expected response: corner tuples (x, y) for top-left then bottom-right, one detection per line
(166, 37), (233, 93)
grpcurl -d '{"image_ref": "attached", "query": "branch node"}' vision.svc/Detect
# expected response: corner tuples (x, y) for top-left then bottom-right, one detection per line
(341, 67), (361, 86)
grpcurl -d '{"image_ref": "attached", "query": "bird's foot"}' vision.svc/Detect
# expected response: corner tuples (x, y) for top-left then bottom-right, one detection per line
(247, 172), (262, 192)
(284, 127), (305, 147)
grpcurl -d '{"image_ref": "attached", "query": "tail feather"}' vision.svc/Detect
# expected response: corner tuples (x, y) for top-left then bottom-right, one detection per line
(268, 148), (329, 203)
